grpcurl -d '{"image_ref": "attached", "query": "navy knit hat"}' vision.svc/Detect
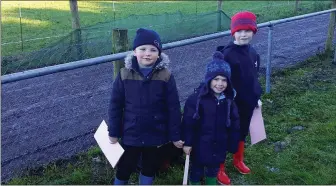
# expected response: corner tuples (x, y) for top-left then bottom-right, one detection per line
(192, 52), (234, 120)
(205, 51), (231, 83)
(133, 28), (162, 55)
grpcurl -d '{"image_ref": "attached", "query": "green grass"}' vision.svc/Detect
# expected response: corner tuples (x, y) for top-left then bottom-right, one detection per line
(1, 1), (331, 56)
(5, 53), (336, 185)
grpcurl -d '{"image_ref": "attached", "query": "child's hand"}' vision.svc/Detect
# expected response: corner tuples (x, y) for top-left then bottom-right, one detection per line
(173, 140), (184, 148)
(109, 136), (118, 144)
(257, 99), (262, 108)
(183, 146), (192, 155)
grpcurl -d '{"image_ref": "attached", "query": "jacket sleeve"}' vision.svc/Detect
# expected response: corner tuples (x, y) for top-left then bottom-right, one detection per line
(228, 101), (240, 153)
(256, 53), (261, 73)
(216, 45), (226, 52)
(182, 94), (198, 146)
(166, 74), (182, 142)
(107, 72), (125, 138)
(220, 47), (231, 62)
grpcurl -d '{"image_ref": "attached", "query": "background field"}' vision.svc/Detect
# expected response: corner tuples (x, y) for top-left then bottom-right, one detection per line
(2, 1), (331, 56)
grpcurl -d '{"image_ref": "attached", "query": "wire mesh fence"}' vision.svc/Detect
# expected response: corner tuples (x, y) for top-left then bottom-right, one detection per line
(1, 10), (231, 75)
(1, 1), (332, 75)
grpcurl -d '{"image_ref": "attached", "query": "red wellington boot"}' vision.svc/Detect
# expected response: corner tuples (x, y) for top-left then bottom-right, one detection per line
(233, 141), (251, 174)
(217, 163), (231, 185)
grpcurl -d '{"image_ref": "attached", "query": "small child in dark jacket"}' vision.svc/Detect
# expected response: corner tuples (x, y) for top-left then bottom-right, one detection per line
(182, 52), (240, 185)
(108, 28), (184, 185)
(217, 11), (263, 184)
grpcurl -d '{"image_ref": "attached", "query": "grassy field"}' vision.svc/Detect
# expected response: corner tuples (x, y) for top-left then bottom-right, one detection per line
(1, 1), (331, 56)
(6, 52), (336, 185)
(1, 1), (332, 75)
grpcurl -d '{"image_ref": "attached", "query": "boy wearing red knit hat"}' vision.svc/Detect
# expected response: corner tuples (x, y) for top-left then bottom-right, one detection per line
(216, 11), (262, 185)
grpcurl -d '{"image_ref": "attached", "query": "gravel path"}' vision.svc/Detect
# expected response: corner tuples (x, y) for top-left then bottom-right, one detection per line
(1, 13), (334, 182)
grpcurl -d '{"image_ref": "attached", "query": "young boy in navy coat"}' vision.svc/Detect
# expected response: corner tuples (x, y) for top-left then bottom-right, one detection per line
(108, 28), (184, 185)
(217, 11), (263, 184)
(182, 52), (240, 185)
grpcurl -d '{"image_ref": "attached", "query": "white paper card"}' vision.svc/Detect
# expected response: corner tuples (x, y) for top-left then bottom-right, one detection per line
(249, 106), (267, 145)
(183, 154), (190, 185)
(94, 120), (124, 168)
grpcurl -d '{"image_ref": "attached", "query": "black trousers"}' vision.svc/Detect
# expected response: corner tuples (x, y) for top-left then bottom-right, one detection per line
(157, 142), (183, 164)
(236, 99), (256, 141)
(116, 145), (160, 180)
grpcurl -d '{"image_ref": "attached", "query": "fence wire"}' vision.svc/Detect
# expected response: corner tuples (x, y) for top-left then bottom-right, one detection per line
(1, 1), (332, 75)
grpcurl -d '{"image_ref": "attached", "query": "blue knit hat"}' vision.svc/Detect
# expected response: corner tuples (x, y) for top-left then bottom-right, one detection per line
(133, 28), (162, 55)
(192, 52), (235, 120)
(205, 51), (231, 83)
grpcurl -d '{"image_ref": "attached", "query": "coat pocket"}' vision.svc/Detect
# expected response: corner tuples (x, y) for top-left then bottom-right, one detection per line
(137, 114), (167, 134)
(152, 114), (167, 133)
(198, 138), (213, 164)
(123, 114), (137, 133)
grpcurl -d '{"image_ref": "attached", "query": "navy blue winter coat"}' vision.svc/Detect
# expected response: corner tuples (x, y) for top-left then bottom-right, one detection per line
(108, 53), (181, 147)
(182, 83), (240, 165)
(218, 42), (262, 108)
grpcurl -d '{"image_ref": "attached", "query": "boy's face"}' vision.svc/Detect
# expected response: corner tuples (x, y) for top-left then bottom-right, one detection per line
(210, 75), (227, 94)
(233, 29), (254, 45)
(134, 45), (159, 67)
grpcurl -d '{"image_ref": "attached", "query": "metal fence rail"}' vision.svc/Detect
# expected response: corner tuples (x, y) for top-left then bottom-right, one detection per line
(2, 8), (336, 94)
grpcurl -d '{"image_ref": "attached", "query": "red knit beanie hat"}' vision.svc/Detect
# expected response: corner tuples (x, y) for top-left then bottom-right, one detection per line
(231, 11), (257, 35)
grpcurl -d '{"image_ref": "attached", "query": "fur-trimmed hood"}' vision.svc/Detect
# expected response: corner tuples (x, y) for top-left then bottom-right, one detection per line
(124, 52), (171, 71)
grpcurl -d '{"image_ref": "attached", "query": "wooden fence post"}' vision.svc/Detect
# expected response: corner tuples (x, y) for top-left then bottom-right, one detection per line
(69, 0), (83, 60)
(217, 0), (223, 31)
(294, 0), (300, 15)
(112, 29), (128, 78)
(325, 0), (336, 54)
(70, 0), (80, 29)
